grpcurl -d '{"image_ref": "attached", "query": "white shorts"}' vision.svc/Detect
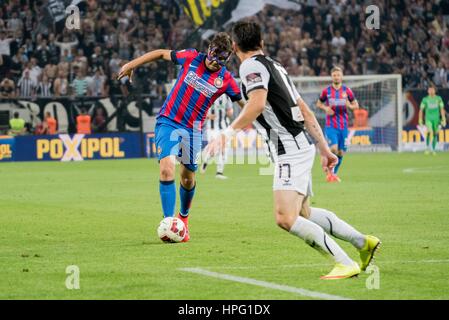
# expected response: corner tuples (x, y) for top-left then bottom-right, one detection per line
(272, 132), (316, 197)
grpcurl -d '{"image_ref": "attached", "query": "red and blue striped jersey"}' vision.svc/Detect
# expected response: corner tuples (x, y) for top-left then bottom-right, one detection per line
(319, 85), (355, 129)
(158, 49), (241, 130)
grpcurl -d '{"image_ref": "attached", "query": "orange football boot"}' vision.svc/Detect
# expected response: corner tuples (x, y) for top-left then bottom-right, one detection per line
(178, 214), (190, 242)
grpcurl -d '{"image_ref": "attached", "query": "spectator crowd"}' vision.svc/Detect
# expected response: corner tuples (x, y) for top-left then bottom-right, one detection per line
(236, 0), (449, 90)
(0, 0), (448, 101)
(0, 0), (189, 100)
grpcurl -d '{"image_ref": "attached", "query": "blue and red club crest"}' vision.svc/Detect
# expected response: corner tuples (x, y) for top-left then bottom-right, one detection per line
(214, 77), (223, 89)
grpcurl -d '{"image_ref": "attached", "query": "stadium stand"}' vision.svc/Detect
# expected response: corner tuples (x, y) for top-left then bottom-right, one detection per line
(0, 0), (448, 129)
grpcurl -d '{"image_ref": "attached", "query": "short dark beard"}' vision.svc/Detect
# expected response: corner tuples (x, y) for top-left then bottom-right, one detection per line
(204, 58), (220, 72)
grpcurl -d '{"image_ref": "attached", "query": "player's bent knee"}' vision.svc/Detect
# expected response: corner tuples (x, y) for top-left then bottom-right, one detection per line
(181, 176), (195, 189)
(180, 170), (196, 189)
(275, 213), (296, 231)
(160, 167), (175, 181)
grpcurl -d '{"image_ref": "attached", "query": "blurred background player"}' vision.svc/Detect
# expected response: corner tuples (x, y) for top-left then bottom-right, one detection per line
(316, 67), (359, 183)
(201, 94), (234, 179)
(43, 111), (57, 135)
(118, 33), (242, 242)
(8, 111), (26, 136)
(419, 86), (446, 155)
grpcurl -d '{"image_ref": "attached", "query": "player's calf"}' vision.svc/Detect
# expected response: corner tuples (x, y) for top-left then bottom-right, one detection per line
(178, 165), (197, 242)
(159, 157), (177, 218)
(275, 193), (355, 269)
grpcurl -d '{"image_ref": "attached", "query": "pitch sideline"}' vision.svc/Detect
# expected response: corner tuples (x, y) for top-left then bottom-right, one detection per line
(179, 267), (352, 300)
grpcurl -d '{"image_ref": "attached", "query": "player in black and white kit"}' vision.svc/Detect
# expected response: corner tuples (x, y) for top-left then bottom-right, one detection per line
(210, 21), (380, 279)
(201, 94), (234, 179)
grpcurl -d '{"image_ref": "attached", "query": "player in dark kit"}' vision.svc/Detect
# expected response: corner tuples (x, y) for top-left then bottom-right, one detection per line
(118, 33), (242, 242)
(210, 21), (380, 279)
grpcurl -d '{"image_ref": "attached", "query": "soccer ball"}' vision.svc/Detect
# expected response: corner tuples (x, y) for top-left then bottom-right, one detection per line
(157, 217), (186, 243)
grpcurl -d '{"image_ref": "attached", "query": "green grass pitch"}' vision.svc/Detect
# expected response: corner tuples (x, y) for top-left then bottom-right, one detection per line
(1, 153), (449, 299)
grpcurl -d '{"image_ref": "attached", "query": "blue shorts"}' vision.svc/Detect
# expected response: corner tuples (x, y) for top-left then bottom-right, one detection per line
(155, 116), (203, 172)
(325, 127), (348, 152)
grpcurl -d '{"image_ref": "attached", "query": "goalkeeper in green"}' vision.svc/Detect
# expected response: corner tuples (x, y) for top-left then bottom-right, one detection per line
(419, 86), (446, 155)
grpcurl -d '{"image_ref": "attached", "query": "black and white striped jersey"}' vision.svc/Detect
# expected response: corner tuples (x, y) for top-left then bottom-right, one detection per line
(37, 82), (52, 97)
(17, 77), (36, 97)
(205, 94), (233, 131)
(239, 54), (306, 156)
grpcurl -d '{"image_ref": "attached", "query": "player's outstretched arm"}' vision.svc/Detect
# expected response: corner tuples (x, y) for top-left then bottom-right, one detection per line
(298, 97), (338, 173)
(117, 49), (172, 82)
(226, 89), (267, 132)
(210, 90), (266, 152)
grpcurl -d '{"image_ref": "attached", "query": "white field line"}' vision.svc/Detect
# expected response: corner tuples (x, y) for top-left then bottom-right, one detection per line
(403, 166), (449, 174)
(179, 267), (351, 300)
(187, 259), (449, 271)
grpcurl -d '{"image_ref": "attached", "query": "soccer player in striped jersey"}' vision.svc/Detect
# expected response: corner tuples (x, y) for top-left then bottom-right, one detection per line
(201, 94), (234, 179)
(118, 33), (242, 242)
(210, 21), (380, 280)
(316, 67), (359, 182)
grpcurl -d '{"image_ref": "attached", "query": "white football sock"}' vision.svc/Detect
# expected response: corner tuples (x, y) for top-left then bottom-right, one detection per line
(309, 207), (366, 250)
(289, 216), (354, 266)
(202, 149), (212, 165)
(216, 152), (225, 174)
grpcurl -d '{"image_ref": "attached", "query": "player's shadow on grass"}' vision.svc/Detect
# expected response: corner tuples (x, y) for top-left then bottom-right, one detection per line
(141, 240), (183, 246)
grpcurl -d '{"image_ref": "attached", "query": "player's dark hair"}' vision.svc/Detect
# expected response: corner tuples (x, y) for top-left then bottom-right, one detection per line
(13, 112), (19, 118)
(209, 32), (233, 55)
(232, 21), (262, 53)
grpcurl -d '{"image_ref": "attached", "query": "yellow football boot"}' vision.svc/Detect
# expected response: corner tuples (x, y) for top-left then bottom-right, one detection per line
(320, 261), (361, 280)
(359, 235), (381, 271)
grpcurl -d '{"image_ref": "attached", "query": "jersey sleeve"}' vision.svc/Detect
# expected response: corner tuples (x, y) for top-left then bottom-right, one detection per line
(170, 49), (198, 66)
(319, 88), (328, 103)
(225, 74), (242, 102)
(346, 87), (356, 102)
(420, 98), (426, 110)
(293, 85), (301, 100)
(239, 59), (270, 95)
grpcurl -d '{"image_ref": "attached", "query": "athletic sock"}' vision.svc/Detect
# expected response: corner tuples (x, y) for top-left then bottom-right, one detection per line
(202, 150), (211, 166)
(179, 184), (196, 218)
(216, 153), (225, 175)
(432, 134), (438, 151)
(289, 216), (354, 266)
(426, 134), (430, 149)
(309, 207), (366, 250)
(334, 155), (343, 174)
(159, 180), (176, 218)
